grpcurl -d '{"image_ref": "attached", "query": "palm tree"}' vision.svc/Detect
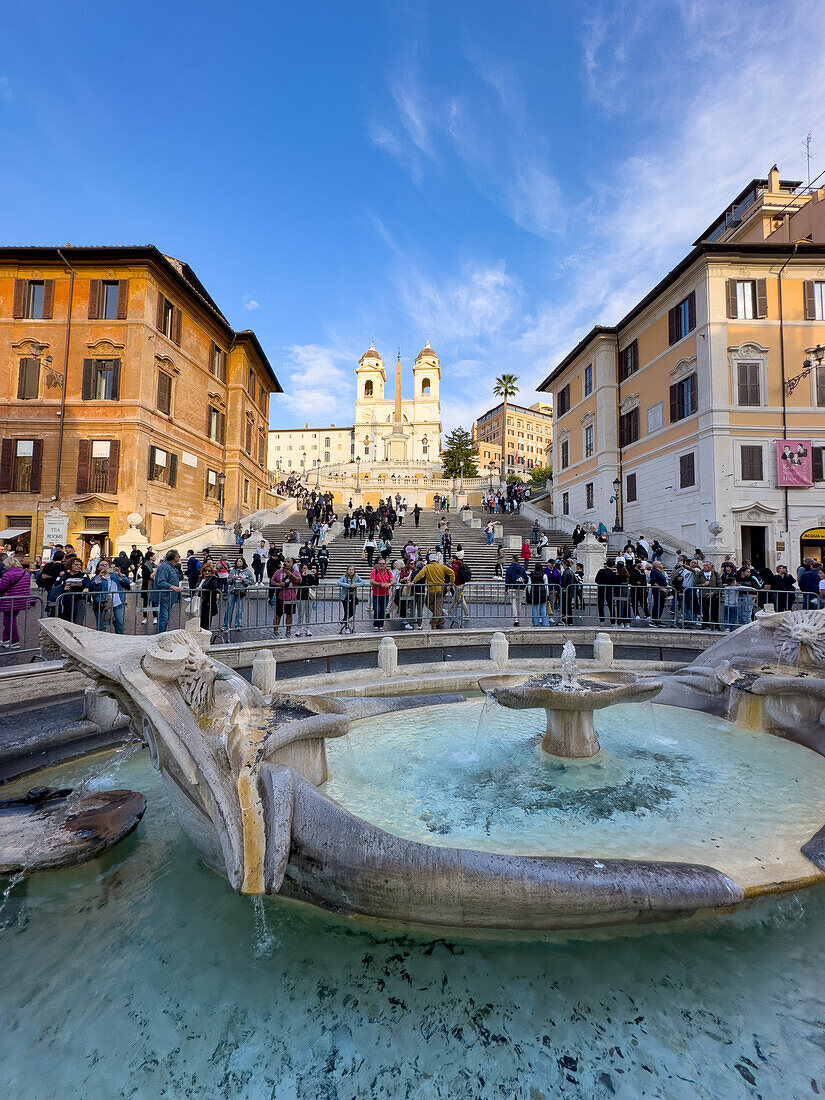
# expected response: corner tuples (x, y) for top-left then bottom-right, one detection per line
(492, 373), (519, 484)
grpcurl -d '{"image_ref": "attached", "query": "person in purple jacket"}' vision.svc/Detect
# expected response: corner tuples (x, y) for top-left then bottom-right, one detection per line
(0, 555), (32, 650)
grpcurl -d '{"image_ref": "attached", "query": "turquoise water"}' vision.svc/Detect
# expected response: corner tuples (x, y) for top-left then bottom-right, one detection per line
(326, 700), (825, 883)
(2, 742), (825, 1096)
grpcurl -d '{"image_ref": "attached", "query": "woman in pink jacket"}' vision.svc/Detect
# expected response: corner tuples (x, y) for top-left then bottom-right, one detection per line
(0, 556), (33, 649)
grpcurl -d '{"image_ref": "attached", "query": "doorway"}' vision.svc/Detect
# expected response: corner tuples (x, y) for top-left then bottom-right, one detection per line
(740, 525), (767, 569)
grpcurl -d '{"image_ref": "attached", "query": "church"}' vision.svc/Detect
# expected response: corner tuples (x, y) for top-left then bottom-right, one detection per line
(267, 342), (442, 474)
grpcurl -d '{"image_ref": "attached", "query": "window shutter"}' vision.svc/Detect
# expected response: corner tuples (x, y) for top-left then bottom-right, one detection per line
(218, 411), (226, 444)
(0, 439), (14, 492)
(687, 291), (696, 331)
(18, 358), (38, 400)
(111, 360), (121, 400)
(88, 279), (101, 319)
(209, 341), (216, 375)
(156, 293), (165, 331)
(220, 350), (227, 382)
(12, 279), (26, 319)
(76, 439), (91, 493)
(29, 438), (43, 493)
(755, 278), (768, 318)
(669, 382), (679, 422)
(148, 445), (156, 480)
(81, 359), (94, 401)
(168, 452), (178, 488)
(726, 279), (738, 319)
(42, 280), (54, 320)
(106, 439), (120, 493)
(804, 280), (816, 320)
(668, 306), (677, 346)
(172, 307), (182, 345)
(687, 372), (697, 414)
(206, 406), (212, 437)
(116, 279), (129, 320)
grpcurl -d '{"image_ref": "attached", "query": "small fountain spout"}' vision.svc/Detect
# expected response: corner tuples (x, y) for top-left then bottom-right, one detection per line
(559, 641), (581, 691)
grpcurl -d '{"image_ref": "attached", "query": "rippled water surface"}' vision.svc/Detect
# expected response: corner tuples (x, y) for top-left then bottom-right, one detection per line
(2, 737), (825, 1098)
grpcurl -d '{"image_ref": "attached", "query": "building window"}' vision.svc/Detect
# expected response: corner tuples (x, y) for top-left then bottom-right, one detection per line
(562, 491), (569, 515)
(813, 447), (825, 481)
(584, 364), (593, 396)
(816, 366), (825, 407)
(726, 278), (767, 320)
(668, 291), (696, 345)
(736, 362), (761, 406)
(148, 445), (177, 486)
(76, 439), (120, 494)
(243, 479), (249, 505)
(0, 439), (43, 493)
(421, 378), (431, 395)
(210, 343), (227, 382)
(245, 421), (253, 455)
(13, 278), (53, 320)
(585, 482), (594, 509)
(679, 452), (695, 488)
(324, 451), (330, 463)
(618, 340), (638, 382)
(560, 439), (569, 469)
(88, 279), (127, 320)
(248, 368), (256, 400)
(324, 437), (331, 448)
(157, 295), (182, 343)
(626, 472), (637, 502)
(205, 468), (218, 499)
(101, 281), (120, 320)
(584, 425), (594, 457)
(669, 373), (697, 422)
(556, 385), (570, 416)
(364, 380), (373, 398)
(258, 431), (266, 466)
(17, 358), (39, 400)
(256, 487), (261, 509)
(619, 407), (639, 447)
(81, 358), (121, 400)
(90, 441), (111, 493)
(156, 371), (173, 415)
(207, 406), (226, 444)
(740, 444), (764, 481)
(804, 281), (825, 320)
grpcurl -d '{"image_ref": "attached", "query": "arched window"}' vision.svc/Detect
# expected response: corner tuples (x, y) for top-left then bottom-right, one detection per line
(324, 451), (330, 463)
(364, 380), (373, 398)
(324, 437), (330, 448)
(421, 377), (431, 395)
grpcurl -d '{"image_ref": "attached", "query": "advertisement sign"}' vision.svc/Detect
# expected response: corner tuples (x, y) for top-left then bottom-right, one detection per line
(776, 440), (813, 487)
(42, 507), (69, 547)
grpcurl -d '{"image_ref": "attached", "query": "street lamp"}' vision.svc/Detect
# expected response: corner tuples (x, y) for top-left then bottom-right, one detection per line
(315, 459), (320, 489)
(217, 471), (226, 527)
(786, 343), (825, 395)
(301, 451), (306, 475)
(610, 476), (622, 533)
(355, 455), (361, 491)
(487, 461), (496, 492)
(459, 458), (464, 492)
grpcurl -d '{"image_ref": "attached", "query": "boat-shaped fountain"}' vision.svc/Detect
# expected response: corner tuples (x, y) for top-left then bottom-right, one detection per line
(35, 612), (825, 933)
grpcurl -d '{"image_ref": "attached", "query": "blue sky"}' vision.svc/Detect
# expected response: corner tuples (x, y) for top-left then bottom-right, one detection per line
(1, 1), (822, 434)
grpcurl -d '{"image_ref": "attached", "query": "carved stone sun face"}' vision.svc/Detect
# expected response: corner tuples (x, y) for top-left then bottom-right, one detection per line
(770, 609), (825, 667)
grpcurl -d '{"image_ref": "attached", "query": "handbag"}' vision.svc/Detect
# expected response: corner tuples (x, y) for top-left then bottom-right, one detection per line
(189, 595), (202, 615)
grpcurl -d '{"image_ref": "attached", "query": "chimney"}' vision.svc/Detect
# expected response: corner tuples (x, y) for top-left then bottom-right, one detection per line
(768, 164), (780, 192)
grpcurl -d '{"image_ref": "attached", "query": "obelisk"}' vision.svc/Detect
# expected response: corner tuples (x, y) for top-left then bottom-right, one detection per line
(388, 349), (408, 463)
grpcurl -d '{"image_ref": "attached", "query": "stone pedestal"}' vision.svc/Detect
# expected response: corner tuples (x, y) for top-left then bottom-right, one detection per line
(542, 709), (601, 758)
(504, 534), (522, 550)
(378, 636), (398, 677)
(114, 513), (149, 557)
(593, 633), (614, 668)
(576, 534), (607, 583)
(252, 650), (277, 694)
(470, 516), (482, 529)
(490, 632), (509, 668)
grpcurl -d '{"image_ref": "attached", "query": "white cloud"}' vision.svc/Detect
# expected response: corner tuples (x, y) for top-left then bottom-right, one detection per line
(0, 78), (11, 101)
(398, 260), (520, 342)
(277, 344), (355, 422)
(243, 298), (260, 311)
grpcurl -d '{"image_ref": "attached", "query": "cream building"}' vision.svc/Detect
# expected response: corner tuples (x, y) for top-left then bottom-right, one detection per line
(540, 165), (825, 569)
(268, 342), (442, 475)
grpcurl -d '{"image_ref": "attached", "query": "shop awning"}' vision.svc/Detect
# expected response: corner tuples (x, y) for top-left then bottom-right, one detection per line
(0, 527), (31, 539)
(74, 528), (110, 537)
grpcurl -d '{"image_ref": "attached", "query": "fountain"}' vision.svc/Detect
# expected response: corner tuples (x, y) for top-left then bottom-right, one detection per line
(479, 641), (663, 757)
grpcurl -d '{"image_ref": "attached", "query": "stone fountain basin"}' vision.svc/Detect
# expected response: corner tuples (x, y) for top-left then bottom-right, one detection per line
(478, 671), (663, 711)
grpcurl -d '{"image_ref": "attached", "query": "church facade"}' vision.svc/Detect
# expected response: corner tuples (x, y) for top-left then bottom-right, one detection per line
(267, 342), (442, 474)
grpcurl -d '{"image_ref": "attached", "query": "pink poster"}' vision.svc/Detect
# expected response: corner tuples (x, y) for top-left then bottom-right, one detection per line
(776, 440), (813, 487)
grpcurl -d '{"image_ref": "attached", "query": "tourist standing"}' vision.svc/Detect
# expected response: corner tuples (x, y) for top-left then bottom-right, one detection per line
(504, 555), (528, 626)
(89, 559), (131, 634)
(271, 557), (301, 639)
(226, 557), (254, 630)
(0, 556), (32, 649)
(337, 566), (365, 634)
(369, 559), (394, 631)
(154, 550), (182, 633)
(196, 560), (221, 632)
(294, 562), (318, 637)
(527, 563), (549, 627)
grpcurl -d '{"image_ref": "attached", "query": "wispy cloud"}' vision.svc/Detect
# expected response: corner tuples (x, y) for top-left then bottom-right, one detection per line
(0, 77), (11, 101)
(277, 343), (355, 421)
(243, 298), (260, 311)
(397, 260), (521, 342)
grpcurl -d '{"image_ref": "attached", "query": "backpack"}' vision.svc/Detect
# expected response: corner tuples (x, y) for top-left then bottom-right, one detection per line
(456, 561), (472, 585)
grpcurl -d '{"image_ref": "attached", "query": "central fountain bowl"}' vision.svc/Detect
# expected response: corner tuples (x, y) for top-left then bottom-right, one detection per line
(479, 669), (663, 758)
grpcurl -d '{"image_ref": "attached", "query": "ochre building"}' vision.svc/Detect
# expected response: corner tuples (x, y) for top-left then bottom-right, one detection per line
(540, 166), (825, 568)
(0, 246), (281, 558)
(472, 401), (553, 479)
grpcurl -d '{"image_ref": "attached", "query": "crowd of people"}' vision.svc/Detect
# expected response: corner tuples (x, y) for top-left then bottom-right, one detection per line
(3, 508), (825, 652)
(480, 483), (532, 514)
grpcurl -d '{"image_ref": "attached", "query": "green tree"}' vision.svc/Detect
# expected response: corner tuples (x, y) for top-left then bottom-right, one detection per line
(529, 463), (553, 486)
(492, 373), (519, 482)
(441, 427), (479, 478)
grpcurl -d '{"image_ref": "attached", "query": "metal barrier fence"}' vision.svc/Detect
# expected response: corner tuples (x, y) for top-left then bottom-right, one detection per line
(0, 590), (47, 665)
(36, 581), (814, 648)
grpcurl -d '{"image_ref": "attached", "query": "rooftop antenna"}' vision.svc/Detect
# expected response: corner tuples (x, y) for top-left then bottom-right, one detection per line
(803, 132), (816, 187)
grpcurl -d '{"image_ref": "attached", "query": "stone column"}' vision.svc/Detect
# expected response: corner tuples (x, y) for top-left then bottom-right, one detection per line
(252, 650), (277, 694)
(576, 533), (607, 583)
(490, 632), (509, 668)
(378, 636), (398, 677)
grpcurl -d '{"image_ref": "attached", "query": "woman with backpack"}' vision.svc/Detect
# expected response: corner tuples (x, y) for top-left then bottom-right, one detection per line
(369, 559), (394, 631)
(294, 561), (318, 637)
(527, 563), (549, 627)
(226, 557), (255, 630)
